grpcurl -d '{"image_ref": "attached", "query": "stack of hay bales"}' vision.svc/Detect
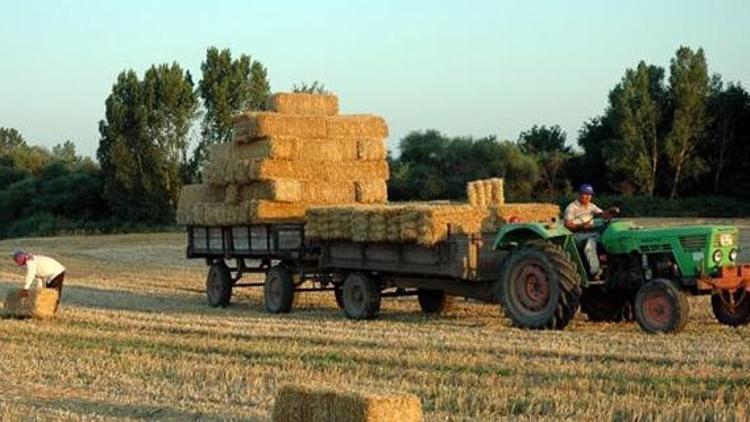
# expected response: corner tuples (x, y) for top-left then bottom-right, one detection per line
(306, 202), (484, 246)
(2, 288), (59, 319)
(272, 384), (423, 422)
(305, 178), (561, 246)
(176, 93), (389, 226)
(467, 178), (504, 207)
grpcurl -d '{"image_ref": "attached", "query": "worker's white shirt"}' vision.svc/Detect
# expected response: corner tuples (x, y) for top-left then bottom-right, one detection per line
(23, 255), (65, 290)
(564, 200), (603, 226)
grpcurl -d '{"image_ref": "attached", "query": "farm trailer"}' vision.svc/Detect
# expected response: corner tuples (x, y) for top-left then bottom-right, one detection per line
(186, 224), (506, 318)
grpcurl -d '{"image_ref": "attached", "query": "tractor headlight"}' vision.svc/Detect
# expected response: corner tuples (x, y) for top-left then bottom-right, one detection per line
(720, 233), (734, 247)
(712, 250), (723, 263)
(729, 249), (738, 262)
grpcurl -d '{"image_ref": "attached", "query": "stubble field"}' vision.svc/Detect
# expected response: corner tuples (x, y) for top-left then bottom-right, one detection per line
(0, 219), (749, 421)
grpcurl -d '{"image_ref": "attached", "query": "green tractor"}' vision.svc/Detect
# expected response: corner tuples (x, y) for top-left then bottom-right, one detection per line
(493, 218), (750, 333)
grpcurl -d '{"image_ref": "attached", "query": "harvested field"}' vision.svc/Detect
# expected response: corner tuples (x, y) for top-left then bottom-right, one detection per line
(1, 223), (748, 420)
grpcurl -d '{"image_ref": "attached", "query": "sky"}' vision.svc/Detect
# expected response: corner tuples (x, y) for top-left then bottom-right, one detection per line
(1, 0), (749, 158)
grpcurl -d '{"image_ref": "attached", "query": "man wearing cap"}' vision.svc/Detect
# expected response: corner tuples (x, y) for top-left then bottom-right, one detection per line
(12, 251), (66, 310)
(564, 184), (619, 278)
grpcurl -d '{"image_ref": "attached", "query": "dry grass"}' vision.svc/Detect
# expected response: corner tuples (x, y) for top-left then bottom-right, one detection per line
(0, 219), (749, 421)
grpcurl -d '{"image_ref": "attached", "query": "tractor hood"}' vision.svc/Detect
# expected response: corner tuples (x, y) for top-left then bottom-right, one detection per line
(602, 220), (740, 277)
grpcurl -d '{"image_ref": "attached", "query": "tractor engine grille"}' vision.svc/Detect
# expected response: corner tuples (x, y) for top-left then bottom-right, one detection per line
(679, 235), (708, 252)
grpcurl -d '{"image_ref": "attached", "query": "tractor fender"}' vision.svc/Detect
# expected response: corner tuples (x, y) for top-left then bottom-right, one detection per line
(493, 223), (571, 250)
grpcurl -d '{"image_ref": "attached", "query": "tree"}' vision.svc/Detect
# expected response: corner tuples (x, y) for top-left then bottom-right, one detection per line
(518, 125), (572, 198)
(665, 46), (711, 198)
(97, 64), (197, 223)
(608, 62), (667, 196)
(575, 115), (618, 192)
(0, 127), (25, 154)
(292, 80), (329, 94)
(193, 47), (271, 176)
(706, 80), (749, 193)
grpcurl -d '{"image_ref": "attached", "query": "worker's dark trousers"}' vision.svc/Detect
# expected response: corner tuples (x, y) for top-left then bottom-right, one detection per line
(45, 272), (65, 312)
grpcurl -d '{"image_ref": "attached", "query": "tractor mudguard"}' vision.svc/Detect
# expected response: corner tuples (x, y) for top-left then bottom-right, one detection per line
(493, 223), (572, 250)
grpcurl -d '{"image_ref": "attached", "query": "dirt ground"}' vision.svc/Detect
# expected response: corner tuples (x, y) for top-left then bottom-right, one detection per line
(0, 219), (749, 421)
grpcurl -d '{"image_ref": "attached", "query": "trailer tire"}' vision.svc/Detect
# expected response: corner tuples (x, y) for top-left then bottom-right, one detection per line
(497, 240), (582, 330)
(417, 289), (453, 314)
(634, 279), (689, 333)
(206, 261), (232, 308)
(334, 284), (345, 309)
(264, 266), (295, 314)
(342, 273), (381, 320)
(711, 290), (750, 327)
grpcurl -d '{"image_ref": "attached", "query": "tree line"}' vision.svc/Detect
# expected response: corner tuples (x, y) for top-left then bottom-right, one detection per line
(1, 45), (749, 238)
(391, 46), (750, 205)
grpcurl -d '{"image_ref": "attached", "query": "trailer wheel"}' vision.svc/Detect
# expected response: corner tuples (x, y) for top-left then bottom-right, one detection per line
(264, 266), (295, 314)
(711, 290), (750, 327)
(497, 240), (582, 330)
(206, 261), (232, 308)
(634, 279), (689, 333)
(333, 284), (345, 310)
(342, 273), (381, 320)
(417, 289), (453, 314)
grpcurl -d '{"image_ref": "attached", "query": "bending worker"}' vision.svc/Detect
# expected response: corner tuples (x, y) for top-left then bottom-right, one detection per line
(563, 184), (618, 278)
(12, 251), (66, 310)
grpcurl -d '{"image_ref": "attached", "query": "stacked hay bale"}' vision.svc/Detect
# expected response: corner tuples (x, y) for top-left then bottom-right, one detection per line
(272, 384), (423, 422)
(2, 288), (59, 319)
(176, 93), (389, 226)
(305, 178), (561, 246)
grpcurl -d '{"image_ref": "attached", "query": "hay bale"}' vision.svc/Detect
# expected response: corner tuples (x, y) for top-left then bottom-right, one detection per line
(272, 384), (423, 422)
(267, 93), (339, 116)
(3, 288), (59, 319)
(481, 203), (561, 232)
(326, 115), (389, 140)
(224, 137), (387, 162)
(182, 200), (308, 226)
(233, 112), (328, 141)
(355, 180), (388, 204)
(467, 178), (504, 207)
(209, 159), (390, 185)
(176, 184), (226, 225)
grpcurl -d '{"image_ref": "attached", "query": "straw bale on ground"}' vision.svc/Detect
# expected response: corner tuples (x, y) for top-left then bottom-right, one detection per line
(3, 288), (59, 319)
(272, 384), (423, 422)
(267, 93), (339, 116)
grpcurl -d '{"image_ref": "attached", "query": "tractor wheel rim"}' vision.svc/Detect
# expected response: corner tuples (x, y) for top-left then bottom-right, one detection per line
(513, 263), (550, 312)
(643, 292), (672, 327)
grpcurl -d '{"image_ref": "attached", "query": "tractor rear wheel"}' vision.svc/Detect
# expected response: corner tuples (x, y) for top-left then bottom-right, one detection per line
(342, 272), (381, 320)
(581, 286), (636, 322)
(711, 290), (750, 327)
(417, 289), (453, 314)
(634, 279), (689, 333)
(206, 261), (232, 308)
(497, 241), (582, 330)
(264, 265), (295, 314)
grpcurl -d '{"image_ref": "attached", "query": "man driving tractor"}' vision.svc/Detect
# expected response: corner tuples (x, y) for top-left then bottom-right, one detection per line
(564, 184), (619, 278)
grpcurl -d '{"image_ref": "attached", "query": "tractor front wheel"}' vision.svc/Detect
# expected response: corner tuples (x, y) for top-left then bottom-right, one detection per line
(711, 290), (750, 327)
(497, 241), (582, 330)
(634, 279), (689, 333)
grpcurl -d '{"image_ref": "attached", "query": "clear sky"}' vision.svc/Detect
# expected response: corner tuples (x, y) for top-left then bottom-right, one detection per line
(1, 0), (748, 157)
